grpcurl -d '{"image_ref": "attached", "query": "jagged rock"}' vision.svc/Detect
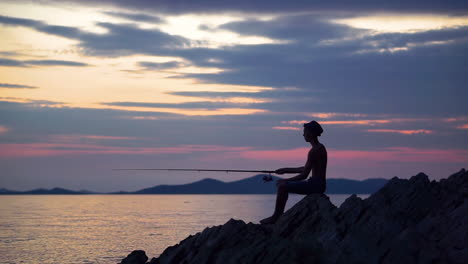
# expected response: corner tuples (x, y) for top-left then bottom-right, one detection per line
(119, 250), (148, 264)
(120, 169), (468, 264)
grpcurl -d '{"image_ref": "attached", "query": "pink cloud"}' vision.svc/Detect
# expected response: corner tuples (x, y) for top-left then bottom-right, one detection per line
(443, 116), (468, 122)
(329, 147), (468, 164)
(456, 124), (468, 129)
(50, 134), (138, 143)
(2, 139), (467, 168)
(272, 126), (300, 131)
(306, 113), (368, 119)
(282, 117), (434, 127)
(320, 120), (391, 125)
(367, 129), (433, 135)
(123, 116), (160, 120)
(282, 119), (391, 126)
(282, 120), (309, 125)
(0, 143), (252, 158)
(0, 125), (9, 135)
(235, 147), (468, 164)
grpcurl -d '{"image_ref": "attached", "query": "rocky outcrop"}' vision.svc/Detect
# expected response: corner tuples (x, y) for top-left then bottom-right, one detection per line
(120, 169), (468, 264)
(120, 250), (148, 264)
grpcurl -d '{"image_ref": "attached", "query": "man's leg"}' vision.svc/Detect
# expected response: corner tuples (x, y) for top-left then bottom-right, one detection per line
(260, 182), (288, 224)
(273, 182), (289, 217)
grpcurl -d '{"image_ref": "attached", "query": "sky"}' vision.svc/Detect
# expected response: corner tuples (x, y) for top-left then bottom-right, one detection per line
(0, 0), (467, 192)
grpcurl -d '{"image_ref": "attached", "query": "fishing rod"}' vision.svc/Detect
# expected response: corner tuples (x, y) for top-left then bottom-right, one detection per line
(112, 168), (277, 181)
(113, 168), (276, 174)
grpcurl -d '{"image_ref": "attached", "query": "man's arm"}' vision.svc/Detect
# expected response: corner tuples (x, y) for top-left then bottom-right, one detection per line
(279, 151), (314, 182)
(275, 167), (304, 174)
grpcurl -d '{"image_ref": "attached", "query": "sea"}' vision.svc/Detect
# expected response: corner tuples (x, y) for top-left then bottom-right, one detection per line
(0, 194), (369, 264)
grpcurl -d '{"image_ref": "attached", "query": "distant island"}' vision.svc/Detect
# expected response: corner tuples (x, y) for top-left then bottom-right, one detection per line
(0, 187), (96, 195)
(0, 174), (387, 195)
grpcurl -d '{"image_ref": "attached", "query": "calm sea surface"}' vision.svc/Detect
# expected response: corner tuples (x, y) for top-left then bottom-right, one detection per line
(0, 194), (369, 264)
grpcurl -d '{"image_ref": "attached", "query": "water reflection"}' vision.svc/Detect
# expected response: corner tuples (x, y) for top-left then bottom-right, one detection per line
(0, 194), (368, 263)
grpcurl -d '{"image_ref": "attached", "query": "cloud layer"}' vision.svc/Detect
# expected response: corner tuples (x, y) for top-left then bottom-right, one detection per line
(0, 2), (467, 191)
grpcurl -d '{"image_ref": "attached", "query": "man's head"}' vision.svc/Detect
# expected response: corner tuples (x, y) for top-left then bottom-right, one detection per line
(303, 121), (323, 142)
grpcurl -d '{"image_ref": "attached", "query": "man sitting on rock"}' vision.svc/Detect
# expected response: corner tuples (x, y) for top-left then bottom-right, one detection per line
(260, 121), (327, 225)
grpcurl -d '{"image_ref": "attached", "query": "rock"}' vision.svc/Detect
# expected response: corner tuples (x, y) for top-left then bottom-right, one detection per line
(119, 250), (148, 264)
(119, 169), (468, 264)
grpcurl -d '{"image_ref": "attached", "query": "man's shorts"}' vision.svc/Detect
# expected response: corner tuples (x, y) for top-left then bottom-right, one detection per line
(285, 177), (326, 195)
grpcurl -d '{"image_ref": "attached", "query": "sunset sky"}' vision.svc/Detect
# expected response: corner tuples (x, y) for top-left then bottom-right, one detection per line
(1, 0), (467, 192)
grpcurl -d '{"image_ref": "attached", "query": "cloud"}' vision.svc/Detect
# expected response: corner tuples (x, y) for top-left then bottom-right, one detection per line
(0, 15), (190, 57)
(0, 12), (467, 150)
(0, 58), (26, 67)
(331, 147), (468, 163)
(169, 91), (261, 98)
(166, 89), (319, 112)
(219, 14), (359, 42)
(272, 126), (300, 131)
(49, 134), (139, 144)
(138, 61), (186, 70)
(78, 22), (191, 56)
(238, 146), (468, 163)
(178, 42), (467, 116)
(26, 60), (89, 66)
(0, 125), (9, 135)
(3, 13), (466, 118)
(0, 83), (38, 89)
(356, 25), (468, 52)
(103, 11), (164, 23)
(367, 129), (433, 135)
(1, 99), (467, 190)
(283, 119), (395, 126)
(0, 57), (89, 67)
(0, 142), (252, 157)
(0, 51), (20, 56)
(306, 113), (368, 119)
(0, 15), (81, 38)
(0, 14), (40, 27)
(2, 99), (467, 152)
(26, 0), (468, 14)
(320, 120), (392, 126)
(102, 101), (256, 110)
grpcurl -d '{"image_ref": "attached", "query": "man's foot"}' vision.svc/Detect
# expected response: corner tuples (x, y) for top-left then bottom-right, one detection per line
(260, 215), (280, 225)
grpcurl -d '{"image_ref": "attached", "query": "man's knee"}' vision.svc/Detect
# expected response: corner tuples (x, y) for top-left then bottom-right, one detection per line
(277, 182), (288, 193)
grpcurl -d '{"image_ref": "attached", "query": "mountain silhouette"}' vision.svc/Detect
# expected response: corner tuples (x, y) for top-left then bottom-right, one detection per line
(0, 175), (388, 195)
(132, 174), (387, 194)
(0, 187), (95, 195)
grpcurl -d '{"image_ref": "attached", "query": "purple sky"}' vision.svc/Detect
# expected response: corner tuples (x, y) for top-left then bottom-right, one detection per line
(0, 0), (467, 192)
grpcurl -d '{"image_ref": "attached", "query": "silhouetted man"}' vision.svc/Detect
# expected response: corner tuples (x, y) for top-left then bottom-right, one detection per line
(260, 121), (327, 224)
